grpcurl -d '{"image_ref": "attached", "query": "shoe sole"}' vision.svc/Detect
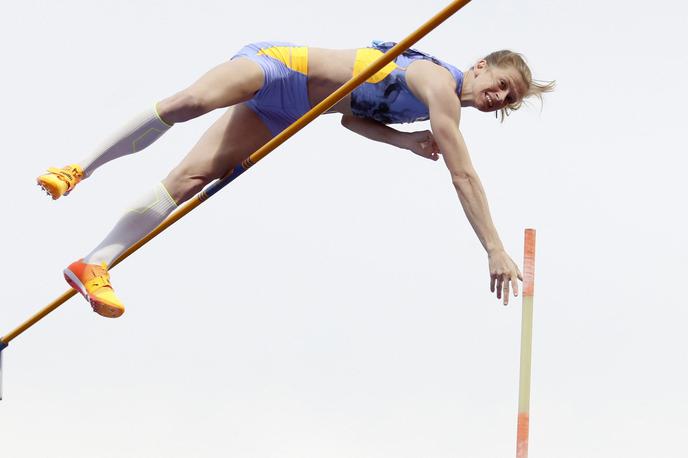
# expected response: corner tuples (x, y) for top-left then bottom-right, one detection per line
(36, 180), (60, 200)
(63, 268), (124, 318)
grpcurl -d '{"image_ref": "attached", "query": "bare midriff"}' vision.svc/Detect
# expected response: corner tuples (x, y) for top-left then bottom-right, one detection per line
(306, 47), (357, 115)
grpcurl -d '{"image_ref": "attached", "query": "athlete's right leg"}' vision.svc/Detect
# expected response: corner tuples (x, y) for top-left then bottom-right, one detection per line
(66, 103), (274, 317)
(156, 57), (264, 124)
(38, 57), (264, 199)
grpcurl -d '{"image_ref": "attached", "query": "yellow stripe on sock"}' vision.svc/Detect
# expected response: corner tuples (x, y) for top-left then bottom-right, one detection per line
(153, 102), (174, 128)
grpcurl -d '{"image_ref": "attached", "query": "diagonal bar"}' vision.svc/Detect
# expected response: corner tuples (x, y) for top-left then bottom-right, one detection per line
(1, 0), (472, 348)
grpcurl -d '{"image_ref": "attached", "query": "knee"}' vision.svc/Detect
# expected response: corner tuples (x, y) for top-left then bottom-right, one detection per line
(162, 167), (215, 204)
(157, 92), (209, 124)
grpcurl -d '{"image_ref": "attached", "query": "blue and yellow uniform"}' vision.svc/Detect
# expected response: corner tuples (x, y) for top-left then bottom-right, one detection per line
(350, 41), (464, 124)
(232, 41), (311, 136)
(231, 41), (464, 134)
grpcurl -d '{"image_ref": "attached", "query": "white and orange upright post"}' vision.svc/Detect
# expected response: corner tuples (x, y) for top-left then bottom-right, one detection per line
(516, 228), (536, 458)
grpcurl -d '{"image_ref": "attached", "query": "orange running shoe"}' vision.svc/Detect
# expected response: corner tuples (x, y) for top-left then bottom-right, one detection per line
(63, 259), (125, 318)
(37, 164), (84, 200)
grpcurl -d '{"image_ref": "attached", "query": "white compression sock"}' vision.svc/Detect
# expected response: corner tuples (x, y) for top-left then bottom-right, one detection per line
(79, 104), (173, 178)
(84, 183), (178, 266)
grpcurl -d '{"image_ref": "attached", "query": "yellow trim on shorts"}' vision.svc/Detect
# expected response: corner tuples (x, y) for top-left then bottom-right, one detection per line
(258, 46), (309, 75)
(354, 48), (398, 83)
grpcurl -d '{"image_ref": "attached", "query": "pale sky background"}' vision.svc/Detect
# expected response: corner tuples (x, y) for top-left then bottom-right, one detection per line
(1, 0), (687, 457)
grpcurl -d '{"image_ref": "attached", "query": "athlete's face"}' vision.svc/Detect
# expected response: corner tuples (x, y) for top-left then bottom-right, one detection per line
(471, 61), (527, 112)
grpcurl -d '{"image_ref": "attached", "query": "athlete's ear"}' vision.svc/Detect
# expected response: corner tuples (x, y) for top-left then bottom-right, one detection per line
(474, 59), (488, 75)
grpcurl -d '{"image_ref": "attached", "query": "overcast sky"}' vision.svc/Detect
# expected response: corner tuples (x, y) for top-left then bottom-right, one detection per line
(1, 0), (687, 457)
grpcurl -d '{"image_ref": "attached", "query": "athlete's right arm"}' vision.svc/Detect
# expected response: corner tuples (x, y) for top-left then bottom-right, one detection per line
(408, 60), (522, 305)
(341, 115), (440, 160)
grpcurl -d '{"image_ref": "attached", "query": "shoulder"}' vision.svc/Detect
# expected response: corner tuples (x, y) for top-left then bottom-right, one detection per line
(406, 60), (460, 106)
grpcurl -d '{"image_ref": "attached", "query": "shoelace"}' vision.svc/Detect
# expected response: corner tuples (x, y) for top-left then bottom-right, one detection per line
(46, 167), (81, 190)
(85, 270), (113, 292)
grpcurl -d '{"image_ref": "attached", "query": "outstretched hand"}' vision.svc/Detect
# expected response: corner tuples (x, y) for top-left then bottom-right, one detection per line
(488, 249), (523, 305)
(403, 130), (440, 161)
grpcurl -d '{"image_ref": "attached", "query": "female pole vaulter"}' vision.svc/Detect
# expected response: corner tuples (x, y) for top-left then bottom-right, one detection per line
(37, 41), (554, 318)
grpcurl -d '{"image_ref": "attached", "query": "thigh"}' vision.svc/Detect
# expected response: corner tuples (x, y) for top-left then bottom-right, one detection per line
(184, 58), (265, 109)
(157, 58), (265, 123)
(163, 103), (273, 203)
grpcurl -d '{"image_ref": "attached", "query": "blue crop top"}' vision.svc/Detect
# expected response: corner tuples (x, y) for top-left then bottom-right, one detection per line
(350, 41), (464, 124)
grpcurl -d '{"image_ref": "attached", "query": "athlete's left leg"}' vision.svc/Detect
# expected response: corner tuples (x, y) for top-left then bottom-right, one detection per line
(37, 58), (265, 199)
(65, 103), (274, 317)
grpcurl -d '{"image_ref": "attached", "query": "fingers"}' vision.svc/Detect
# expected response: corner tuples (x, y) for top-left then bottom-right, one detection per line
(413, 131), (440, 161)
(430, 139), (440, 158)
(489, 254), (522, 306)
(503, 278), (510, 305)
(491, 272), (520, 306)
(512, 273), (519, 298)
(419, 140), (439, 161)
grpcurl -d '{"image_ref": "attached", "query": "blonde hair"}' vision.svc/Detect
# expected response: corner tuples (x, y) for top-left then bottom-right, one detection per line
(483, 50), (555, 121)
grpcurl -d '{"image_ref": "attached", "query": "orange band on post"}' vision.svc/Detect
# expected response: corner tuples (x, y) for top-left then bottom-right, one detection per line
(516, 412), (530, 458)
(523, 229), (536, 296)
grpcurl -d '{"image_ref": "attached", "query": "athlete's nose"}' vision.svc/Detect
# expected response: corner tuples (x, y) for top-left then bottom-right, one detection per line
(498, 89), (509, 105)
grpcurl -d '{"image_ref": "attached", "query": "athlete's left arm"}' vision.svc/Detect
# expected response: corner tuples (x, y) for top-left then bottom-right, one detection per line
(341, 115), (440, 161)
(407, 61), (522, 305)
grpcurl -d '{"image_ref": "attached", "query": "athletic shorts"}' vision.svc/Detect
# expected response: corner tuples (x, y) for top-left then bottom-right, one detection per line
(231, 41), (312, 135)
